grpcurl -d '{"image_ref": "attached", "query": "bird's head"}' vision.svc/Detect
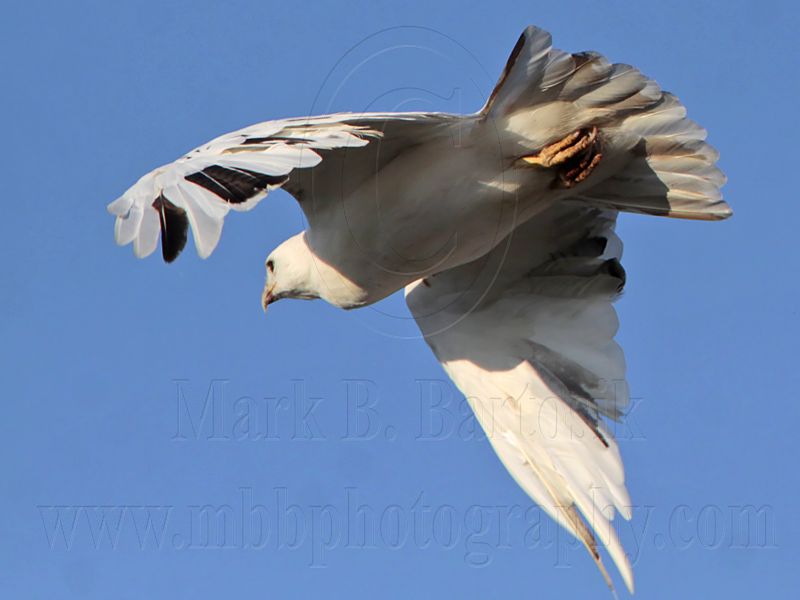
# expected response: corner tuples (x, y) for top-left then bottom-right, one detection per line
(261, 233), (321, 312)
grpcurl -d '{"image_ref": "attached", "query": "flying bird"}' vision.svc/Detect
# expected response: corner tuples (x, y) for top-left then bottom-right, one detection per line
(108, 26), (730, 593)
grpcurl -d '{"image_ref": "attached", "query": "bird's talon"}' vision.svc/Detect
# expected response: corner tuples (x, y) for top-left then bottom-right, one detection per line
(561, 147), (603, 188)
(521, 126), (602, 188)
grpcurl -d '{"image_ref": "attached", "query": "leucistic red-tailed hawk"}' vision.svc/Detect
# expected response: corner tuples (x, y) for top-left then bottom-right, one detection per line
(108, 26), (730, 593)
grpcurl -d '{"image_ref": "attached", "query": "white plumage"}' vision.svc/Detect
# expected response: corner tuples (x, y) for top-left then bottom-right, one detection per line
(107, 116), (387, 259)
(108, 26), (730, 593)
(406, 205), (634, 591)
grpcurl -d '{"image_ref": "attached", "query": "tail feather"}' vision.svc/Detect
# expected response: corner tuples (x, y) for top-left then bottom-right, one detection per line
(481, 25), (731, 221)
(578, 93), (730, 220)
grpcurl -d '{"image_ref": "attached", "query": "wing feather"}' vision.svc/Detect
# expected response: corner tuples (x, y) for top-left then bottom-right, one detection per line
(406, 203), (635, 593)
(108, 112), (450, 262)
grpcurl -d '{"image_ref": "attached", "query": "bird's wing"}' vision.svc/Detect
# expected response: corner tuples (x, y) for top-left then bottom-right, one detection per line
(107, 112), (454, 262)
(405, 202), (634, 593)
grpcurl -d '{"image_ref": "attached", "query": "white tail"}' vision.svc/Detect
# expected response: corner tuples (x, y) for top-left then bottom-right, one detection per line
(481, 26), (731, 221)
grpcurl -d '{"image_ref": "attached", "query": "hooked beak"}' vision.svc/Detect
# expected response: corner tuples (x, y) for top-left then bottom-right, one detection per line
(261, 285), (274, 313)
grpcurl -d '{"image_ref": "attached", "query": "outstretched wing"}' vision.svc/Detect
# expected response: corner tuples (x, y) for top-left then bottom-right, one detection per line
(405, 203), (634, 593)
(107, 112), (452, 262)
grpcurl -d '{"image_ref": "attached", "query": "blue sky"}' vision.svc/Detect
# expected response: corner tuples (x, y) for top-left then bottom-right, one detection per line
(1, 1), (798, 598)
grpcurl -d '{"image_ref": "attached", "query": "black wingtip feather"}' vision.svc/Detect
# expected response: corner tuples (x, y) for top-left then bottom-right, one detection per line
(601, 258), (626, 291)
(185, 166), (288, 205)
(152, 194), (188, 263)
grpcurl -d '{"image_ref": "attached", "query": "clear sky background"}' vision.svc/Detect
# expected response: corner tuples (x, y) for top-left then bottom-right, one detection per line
(1, 1), (798, 598)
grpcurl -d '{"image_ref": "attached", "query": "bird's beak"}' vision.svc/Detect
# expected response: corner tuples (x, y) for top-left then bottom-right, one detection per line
(261, 286), (274, 313)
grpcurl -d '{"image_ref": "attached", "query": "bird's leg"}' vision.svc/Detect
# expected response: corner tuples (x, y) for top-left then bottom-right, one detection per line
(520, 126), (602, 188)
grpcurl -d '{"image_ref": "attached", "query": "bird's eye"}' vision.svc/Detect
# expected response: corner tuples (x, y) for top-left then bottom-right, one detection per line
(266, 260), (275, 273)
